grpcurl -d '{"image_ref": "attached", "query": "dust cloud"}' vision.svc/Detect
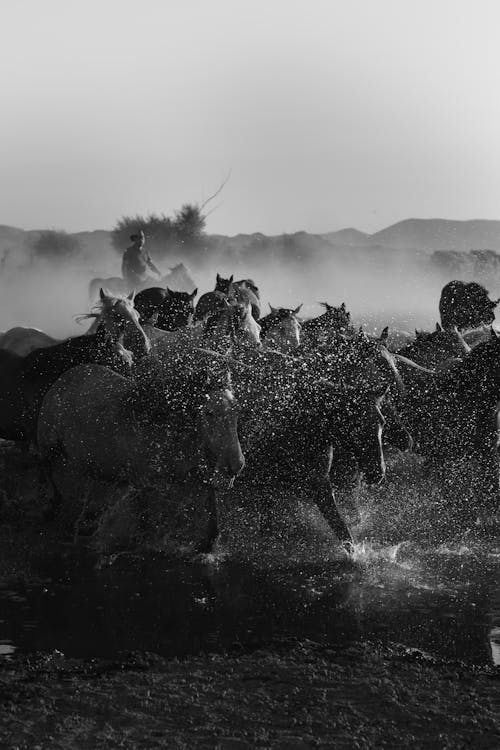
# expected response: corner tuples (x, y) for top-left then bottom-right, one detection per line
(0, 241), (452, 340)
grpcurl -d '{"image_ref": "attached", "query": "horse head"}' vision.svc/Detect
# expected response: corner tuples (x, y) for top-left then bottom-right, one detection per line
(259, 304), (302, 351)
(156, 287), (197, 331)
(96, 288), (150, 358)
(204, 299), (261, 350)
(215, 273), (234, 294)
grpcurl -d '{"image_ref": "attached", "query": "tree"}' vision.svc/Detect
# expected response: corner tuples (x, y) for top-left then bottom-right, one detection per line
(111, 174), (230, 261)
(111, 213), (175, 259)
(173, 203), (206, 246)
(32, 229), (80, 260)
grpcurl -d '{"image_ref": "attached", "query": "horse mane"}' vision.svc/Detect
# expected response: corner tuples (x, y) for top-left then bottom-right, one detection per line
(75, 293), (134, 326)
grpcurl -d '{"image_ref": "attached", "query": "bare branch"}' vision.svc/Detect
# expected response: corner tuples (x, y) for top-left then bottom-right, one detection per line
(199, 170), (232, 213)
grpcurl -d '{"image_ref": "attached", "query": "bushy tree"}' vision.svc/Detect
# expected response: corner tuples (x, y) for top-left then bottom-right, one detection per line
(111, 213), (175, 259)
(173, 203), (206, 246)
(111, 176), (229, 262)
(32, 229), (80, 260)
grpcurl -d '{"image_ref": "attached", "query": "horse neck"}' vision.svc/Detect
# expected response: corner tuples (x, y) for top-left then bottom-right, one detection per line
(121, 318), (151, 358)
(159, 301), (192, 331)
(454, 349), (500, 403)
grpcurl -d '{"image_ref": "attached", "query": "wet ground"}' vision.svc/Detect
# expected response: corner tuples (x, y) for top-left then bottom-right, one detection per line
(1, 445), (500, 748)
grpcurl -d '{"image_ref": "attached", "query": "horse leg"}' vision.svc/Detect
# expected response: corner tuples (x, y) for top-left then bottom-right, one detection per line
(314, 475), (354, 549)
(194, 486), (219, 553)
(470, 451), (500, 526)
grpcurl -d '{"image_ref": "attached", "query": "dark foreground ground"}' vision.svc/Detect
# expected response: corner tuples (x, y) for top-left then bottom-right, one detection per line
(1, 640), (499, 749)
(1, 443), (500, 749)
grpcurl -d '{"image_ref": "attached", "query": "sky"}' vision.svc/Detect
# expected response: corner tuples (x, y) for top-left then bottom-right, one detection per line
(1, 0), (500, 235)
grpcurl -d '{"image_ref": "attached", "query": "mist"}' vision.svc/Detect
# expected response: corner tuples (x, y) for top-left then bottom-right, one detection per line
(0, 241), (452, 341)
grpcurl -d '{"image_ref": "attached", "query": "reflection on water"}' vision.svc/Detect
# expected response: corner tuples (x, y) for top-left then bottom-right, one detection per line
(0, 543), (499, 667)
(0, 642), (16, 656)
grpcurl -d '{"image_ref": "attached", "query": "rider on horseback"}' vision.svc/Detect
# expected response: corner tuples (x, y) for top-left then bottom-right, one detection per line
(121, 230), (161, 291)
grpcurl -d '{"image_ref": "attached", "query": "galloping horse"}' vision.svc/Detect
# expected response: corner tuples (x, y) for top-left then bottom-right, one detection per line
(193, 274), (234, 323)
(397, 330), (500, 520)
(258, 305), (302, 352)
(38, 358), (245, 552)
(133, 287), (198, 330)
(231, 343), (399, 549)
(301, 302), (353, 346)
(397, 323), (471, 370)
(0, 290), (149, 443)
(202, 298), (261, 352)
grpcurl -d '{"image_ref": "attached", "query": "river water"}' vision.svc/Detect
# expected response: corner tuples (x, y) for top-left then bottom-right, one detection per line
(1, 540), (499, 667)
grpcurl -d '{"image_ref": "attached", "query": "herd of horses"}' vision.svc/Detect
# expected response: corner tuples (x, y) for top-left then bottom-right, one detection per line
(0, 273), (499, 553)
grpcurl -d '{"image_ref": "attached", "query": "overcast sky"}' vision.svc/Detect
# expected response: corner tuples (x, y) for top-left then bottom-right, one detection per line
(1, 0), (499, 235)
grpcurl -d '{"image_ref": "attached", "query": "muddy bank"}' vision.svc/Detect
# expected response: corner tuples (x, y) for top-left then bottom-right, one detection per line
(1, 641), (499, 749)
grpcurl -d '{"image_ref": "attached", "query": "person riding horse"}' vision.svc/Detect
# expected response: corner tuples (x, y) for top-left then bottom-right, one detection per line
(121, 230), (161, 291)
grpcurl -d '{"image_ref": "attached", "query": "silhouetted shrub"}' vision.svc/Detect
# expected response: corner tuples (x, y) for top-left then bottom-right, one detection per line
(32, 230), (80, 260)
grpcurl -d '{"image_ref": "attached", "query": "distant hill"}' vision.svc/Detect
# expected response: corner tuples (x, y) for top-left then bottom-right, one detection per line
(322, 228), (370, 246)
(2, 219), (500, 271)
(369, 219), (500, 252)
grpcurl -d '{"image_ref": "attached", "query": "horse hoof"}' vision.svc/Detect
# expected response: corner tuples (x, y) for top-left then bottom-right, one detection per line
(193, 538), (214, 555)
(341, 540), (355, 557)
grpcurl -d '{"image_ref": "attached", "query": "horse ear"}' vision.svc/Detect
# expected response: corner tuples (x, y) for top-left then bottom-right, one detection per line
(269, 303), (277, 312)
(190, 288), (198, 300)
(229, 275), (234, 283)
(166, 287), (173, 296)
(341, 302), (346, 310)
(379, 326), (389, 343)
(100, 287), (110, 301)
(127, 289), (135, 302)
(435, 322), (442, 332)
(216, 273), (221, 283)
(293, 304), (303, 315)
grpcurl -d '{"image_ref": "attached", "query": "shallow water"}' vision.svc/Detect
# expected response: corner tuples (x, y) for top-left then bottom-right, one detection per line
(1, 540), (499, 667)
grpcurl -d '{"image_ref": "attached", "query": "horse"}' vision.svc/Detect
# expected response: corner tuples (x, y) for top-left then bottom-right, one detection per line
(231, 346), (395, 549)
(133, 287), (198, 330)
(202, 298), (261, 352)
(303, 331), (435, 455)
(38, 359), (245, 552)
(301, 302), (353, 346)
(193, 274), (235, 323)
(397, 322), (471, 370)
(396, 330), (500, 521)
(258, 304), (302, 352)
(88, 263), (197, 301)
(0, 290), (149, 443)
(439, 280), (499, 331)
(0, 327), (60, 356)
(230, 279), (261, 320)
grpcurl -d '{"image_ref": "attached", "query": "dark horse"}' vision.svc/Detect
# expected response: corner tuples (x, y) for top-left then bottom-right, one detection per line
(232, 336), (408, 549)
(301, 302), (353, 346)
(258, 305), (302, 352)
(397, 322), (470, 371)
(194, 274), (234, 323)
(397, 329), (500, 521)
(133, 287), (198, 330)
(38, 357), (245, 552)
(0, 291), (150, 443)
(439, 280), (499, 331)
